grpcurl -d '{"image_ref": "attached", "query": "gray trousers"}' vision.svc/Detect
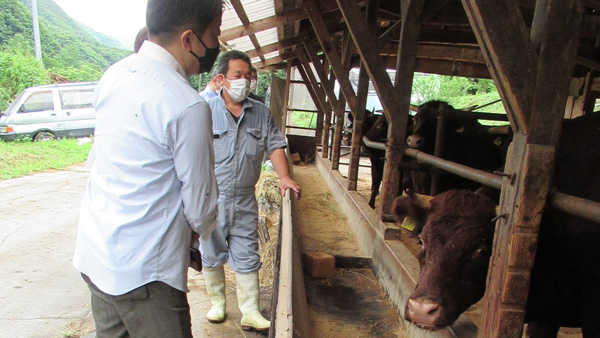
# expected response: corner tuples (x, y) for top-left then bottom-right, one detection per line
(82, 274), (193, 338)
(200, 190), (261, 273)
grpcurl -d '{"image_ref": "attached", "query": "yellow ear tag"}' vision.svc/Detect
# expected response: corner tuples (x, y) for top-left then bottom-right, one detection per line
(401, 216), (416, 231)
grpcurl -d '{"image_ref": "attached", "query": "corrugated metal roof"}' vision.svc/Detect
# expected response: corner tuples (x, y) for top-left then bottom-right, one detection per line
(220, 0), (280, 64)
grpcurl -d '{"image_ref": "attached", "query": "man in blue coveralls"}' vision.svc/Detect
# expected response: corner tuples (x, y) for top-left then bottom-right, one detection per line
(201, 50), (301, 332)
(199, 67), (221, 102)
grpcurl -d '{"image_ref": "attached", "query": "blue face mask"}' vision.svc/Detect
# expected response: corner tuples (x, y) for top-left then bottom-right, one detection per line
(190, 32), (220, 74)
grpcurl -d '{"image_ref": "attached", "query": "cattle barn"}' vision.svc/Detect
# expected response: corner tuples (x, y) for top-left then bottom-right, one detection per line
(219, 0), (600, 337)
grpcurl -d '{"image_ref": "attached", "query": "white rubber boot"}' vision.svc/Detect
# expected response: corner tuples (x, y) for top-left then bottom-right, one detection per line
(203, 266), (226, 323)
(236, 271), (270, 331)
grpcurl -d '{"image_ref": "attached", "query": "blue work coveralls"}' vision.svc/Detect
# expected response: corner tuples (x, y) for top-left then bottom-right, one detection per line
(200, 96), (287, 273)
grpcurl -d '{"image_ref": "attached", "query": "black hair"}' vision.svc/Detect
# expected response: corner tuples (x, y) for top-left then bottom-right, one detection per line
(216, 50), (252, 76)
(146, 0), (223, 44)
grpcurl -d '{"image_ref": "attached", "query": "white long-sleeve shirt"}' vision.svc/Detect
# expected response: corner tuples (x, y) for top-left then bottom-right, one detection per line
(73, 41), (218, 296)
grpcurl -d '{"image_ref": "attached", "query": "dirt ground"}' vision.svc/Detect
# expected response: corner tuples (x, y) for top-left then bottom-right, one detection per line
(292, 164), (404, 338)
(336, 156), (582, 338)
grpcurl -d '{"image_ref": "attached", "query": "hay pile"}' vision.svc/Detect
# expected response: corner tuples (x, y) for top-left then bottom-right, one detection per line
(221, 170), (280, 293)
(255, 170), (281, 293)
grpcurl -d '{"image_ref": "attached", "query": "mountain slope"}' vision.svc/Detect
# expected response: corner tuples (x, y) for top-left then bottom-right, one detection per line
(1, 0), (129, 70)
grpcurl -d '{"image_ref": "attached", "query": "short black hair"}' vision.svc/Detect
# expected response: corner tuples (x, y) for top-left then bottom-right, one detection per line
(146, 0), (223, 43)
(217, 50), (252, 76)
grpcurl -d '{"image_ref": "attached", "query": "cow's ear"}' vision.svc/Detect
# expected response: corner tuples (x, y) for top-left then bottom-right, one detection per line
(392, 195), (428, 236)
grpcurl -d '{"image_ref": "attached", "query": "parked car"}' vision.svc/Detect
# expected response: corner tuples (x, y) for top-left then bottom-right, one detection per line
(0, 82), (97, 141)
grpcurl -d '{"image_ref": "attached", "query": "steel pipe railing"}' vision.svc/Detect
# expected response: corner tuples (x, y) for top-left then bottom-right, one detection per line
(360, 136), (600, 224)
(549, 190), (600, 224)
(403, 148), (503, 189)
(362, 135), (386, 150)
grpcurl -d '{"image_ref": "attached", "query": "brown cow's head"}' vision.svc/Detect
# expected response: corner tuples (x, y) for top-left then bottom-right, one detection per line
(393, 190), (497, 330)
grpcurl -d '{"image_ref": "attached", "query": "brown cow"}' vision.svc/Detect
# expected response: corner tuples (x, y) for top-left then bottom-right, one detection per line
(404, 101), (507, 196)
(393, 112), (600, 337)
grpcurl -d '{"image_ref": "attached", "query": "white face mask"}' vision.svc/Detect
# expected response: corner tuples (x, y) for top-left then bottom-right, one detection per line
(250, 79), (258, 93)
(224, 78), (250, 103)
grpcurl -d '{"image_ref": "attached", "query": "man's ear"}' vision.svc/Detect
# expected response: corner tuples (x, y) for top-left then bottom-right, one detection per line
(180, 29), (194, 50)
(217, 73), (226, 87)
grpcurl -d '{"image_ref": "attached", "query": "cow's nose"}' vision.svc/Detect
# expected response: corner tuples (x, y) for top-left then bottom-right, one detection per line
(405, 298), (441, 327)
(407, 135), (423, 148)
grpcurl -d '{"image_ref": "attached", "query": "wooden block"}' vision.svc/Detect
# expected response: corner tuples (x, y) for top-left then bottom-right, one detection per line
(304, 252), (336, 278)
(291, 152), (301, 164)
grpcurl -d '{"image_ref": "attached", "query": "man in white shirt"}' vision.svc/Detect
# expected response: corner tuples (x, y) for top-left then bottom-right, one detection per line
(199, 67), (221, 102)
(73, 0), (223, 337)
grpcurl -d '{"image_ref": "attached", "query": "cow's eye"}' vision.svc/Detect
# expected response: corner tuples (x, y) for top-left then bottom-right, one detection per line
(473, 247), (488, 258)
(417, 236), (424, 247)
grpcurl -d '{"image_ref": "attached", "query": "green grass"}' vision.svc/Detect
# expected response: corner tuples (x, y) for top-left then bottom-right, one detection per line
(0, 138), (92, 179)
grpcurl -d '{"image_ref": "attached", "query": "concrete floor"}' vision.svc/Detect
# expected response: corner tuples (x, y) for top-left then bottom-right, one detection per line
(0, 166), (270, 338)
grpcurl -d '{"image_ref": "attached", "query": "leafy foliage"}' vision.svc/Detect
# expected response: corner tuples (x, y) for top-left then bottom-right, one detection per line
(411, 74), (504, 115)
(0, 0), (129, 109)
(0, 50), (49, 111)
(290, 111), (317, 128)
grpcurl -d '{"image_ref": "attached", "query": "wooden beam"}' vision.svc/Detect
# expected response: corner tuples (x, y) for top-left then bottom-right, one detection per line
(330, 33), (348, 170)
(462, 0), (538, 135)
(335, 0), (396, 122)
(528, 0), (583, 145)
(481, 1), (583, 337)
(304, 0), (360, 113)
(220, 0), (358, 41)
(577, 55), (600, 72)
(348, 0), (379, 191)
(300, 33), (343, 117)
(283, 62), (292, 135)
(230, 0), (266, 63)
(246, 36), (304, 59)
(337, 0), (421, 216)
(295, 60), (326, 141)
(221, 7), (307, 41)
(296, 50), (333, 121)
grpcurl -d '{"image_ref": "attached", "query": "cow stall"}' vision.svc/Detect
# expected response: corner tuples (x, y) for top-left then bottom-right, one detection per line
(220, 1), (600, 337)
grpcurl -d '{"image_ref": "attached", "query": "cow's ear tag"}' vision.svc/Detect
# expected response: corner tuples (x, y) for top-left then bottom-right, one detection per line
(401, 216), (416, 231)
(456, 125), (465, 133)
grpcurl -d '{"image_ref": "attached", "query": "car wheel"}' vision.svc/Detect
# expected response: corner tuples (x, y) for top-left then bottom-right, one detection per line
(34, 131), (56, 141)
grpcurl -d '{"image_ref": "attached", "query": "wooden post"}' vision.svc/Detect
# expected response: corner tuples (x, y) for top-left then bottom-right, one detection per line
(294, 59), (327, 146)
(463, 1), (583, 337)
(347, 0), (379, 191)
(332, 82), (346, 170)
(283, 62), (292, 136)
(336, 0), (423, 215)
(331, 34), (346, 170)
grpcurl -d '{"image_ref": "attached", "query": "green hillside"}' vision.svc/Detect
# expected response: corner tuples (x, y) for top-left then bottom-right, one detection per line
(0, 0), (130, 110)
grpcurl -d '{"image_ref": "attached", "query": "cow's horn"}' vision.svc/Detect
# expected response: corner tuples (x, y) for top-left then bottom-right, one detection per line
(405, 189), (433, 210)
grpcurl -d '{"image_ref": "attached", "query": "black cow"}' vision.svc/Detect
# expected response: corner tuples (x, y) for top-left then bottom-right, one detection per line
(393, 113), (600, 337)
(346, 110), (388, 208)
(404, 100), (507, 196)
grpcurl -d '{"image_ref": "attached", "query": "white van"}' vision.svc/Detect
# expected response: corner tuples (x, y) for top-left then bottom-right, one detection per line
(0, 82), (97, 141)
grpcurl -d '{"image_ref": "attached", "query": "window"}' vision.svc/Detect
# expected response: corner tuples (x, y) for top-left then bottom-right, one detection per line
(60, 90), (94, 109)
(20, 92), (54, 113)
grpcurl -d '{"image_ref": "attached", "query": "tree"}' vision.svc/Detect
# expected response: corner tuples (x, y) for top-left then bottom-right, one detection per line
(411, 74), (504, 115)
(0, 50), (49, 110)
